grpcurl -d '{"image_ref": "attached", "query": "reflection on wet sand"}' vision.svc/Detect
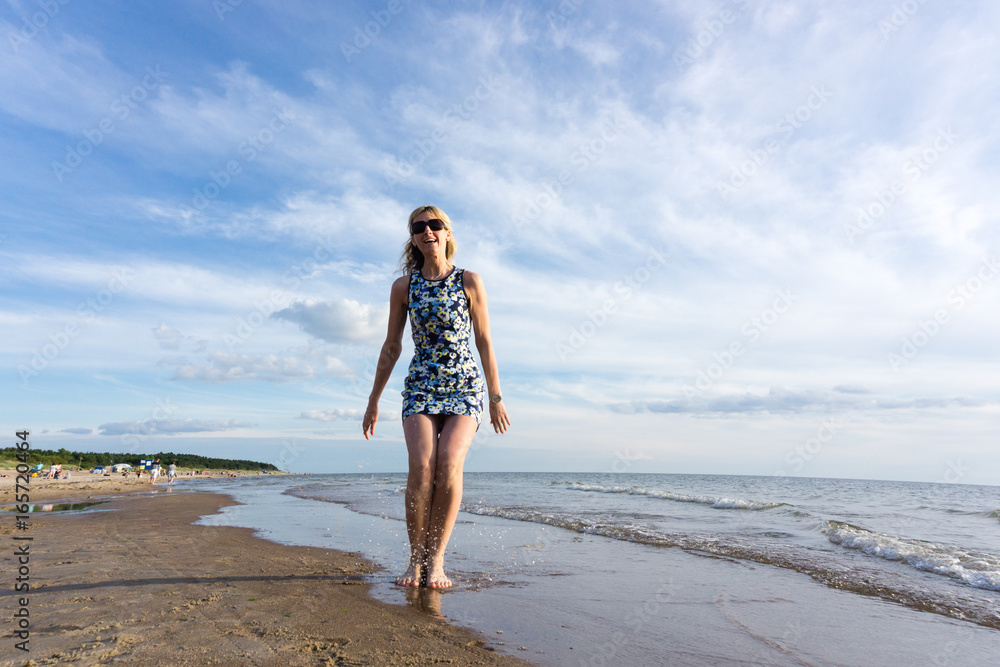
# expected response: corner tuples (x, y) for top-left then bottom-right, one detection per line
(405, 586), (443, 617)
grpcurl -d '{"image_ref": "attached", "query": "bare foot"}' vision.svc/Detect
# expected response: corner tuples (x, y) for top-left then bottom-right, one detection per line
(425, 558), (453, 589)
(395, 560), (423, 587)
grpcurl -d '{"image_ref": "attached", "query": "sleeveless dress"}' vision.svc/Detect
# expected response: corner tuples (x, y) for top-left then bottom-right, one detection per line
(401, 267), (486, 425)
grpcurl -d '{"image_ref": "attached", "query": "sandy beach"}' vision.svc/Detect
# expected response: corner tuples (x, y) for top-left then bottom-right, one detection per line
(0, 483), (534, 666)
(0, 470), (277, 503)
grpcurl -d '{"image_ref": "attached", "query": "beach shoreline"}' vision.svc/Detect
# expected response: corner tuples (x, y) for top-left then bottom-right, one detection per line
(0, 469), (278, 504)
(0, 486), (534, 666)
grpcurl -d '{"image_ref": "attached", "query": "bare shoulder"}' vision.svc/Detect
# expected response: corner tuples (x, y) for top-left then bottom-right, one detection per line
(390, 274), (410, 304)
(462, 269), (485, 291)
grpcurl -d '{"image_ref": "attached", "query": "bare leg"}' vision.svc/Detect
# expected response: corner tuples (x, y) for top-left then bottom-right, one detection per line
(424, 415), (478, 589)
(398, 414), (441, 586)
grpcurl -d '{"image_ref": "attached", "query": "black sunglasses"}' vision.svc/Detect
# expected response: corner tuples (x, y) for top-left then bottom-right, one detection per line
(410, 219), (447, 235)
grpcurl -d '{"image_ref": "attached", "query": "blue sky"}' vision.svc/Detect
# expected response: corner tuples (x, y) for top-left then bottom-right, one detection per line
(3, 0), (998, 483)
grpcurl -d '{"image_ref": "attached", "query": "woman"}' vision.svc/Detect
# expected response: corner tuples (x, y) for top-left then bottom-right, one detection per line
(363, 205), (510, 589)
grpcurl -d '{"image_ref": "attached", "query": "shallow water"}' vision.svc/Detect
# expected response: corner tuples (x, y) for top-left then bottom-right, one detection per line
(192, 472), (1000, 665)
(3, 500), (109, 513)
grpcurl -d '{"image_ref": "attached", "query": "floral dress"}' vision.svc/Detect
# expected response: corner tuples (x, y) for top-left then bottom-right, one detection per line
(401, 267), (485, 425)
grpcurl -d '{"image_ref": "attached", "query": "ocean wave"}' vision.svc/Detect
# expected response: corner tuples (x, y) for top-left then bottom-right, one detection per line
(918, 504), (999, 518)
(563, 482), (786, 511)
(461, 503), (1000, 631)
(824, 521), (1000, 592)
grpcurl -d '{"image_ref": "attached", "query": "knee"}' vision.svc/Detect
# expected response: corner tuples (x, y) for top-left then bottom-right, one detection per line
(434, 460), (463, 487)
(408, 463), (434, 489)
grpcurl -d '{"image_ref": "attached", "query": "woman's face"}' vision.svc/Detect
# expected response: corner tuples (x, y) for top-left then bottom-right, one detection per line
(411, 211), (450, 256)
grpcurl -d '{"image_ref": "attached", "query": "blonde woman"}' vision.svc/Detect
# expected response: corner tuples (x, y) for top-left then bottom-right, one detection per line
(363, 205), (510, 588)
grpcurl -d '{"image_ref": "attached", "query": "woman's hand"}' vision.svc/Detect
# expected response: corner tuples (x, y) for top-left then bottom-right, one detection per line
(489, 400), (510, 434)
(362, 401), (379, 440)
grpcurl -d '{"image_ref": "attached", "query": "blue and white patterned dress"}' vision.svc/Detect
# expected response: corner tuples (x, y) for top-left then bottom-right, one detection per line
(401, 267), (486, 425)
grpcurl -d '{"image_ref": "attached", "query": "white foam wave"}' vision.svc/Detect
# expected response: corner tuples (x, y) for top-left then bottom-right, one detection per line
(564, 483), (785, 511)
(824, 521), (1000, 592)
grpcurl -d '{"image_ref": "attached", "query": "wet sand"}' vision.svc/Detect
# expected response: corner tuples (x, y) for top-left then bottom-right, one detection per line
(0, 490), (534, 666)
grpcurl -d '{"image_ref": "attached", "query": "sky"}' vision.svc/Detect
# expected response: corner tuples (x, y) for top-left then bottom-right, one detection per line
(2, 0), (998, 484)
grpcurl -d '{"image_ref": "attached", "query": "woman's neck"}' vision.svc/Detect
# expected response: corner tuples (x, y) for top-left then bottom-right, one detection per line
(421, 254), (452, 280)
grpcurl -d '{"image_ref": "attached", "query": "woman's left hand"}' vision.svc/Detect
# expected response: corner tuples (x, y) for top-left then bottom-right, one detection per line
(489, 400), (510, 434)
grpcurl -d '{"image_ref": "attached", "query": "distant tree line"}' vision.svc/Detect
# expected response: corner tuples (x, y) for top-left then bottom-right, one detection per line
(0, 447), (281, 471)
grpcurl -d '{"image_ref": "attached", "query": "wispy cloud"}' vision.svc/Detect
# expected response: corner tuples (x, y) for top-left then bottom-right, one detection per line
(299, 409), (363, 422)
(167, 352), (352, 383)
(3, 1), (999, 481)
(97, 418), (253, 436)
(613, 388), (996, 416)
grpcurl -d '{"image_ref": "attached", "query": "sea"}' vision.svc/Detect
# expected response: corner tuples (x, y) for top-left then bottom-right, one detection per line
(189, 472), (1000, 666)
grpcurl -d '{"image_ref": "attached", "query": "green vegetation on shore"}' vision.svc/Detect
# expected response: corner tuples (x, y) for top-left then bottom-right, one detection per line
(0, 447), (281, 472)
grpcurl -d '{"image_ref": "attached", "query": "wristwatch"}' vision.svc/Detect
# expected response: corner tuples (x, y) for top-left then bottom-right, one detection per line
(490, 394), (503, 404)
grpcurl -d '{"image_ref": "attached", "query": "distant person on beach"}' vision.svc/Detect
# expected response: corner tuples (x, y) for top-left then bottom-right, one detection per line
(150, 459), (161, 484)
(363, 205), (510, 589)
(167, 462), (177, 485)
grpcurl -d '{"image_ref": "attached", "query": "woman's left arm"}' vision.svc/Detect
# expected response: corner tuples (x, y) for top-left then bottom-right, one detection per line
(465, 271), (511, 434)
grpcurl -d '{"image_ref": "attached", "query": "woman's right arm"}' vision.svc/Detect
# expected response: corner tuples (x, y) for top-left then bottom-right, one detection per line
(363, 276), (409, 440)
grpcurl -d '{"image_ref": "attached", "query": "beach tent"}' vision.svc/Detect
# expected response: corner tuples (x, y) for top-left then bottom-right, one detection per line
(30, 463), (44, 472)
(92, 466), (106, 474)
(111, 463), (133, 472)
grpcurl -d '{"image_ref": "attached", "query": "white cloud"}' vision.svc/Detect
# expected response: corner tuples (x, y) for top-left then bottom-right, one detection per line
(97, 418), (252, 436)
(272, 298), (389, 344)
(299, 409), (363, 422)
(152, 323), (207, 352)
(169, 351), (352, 383)
(0, 25), (130, 132)
(6, 1), (1000, 481)
(613, 387), (997, 416)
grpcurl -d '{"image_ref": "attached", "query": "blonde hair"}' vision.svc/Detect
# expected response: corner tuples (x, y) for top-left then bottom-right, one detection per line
(399, 205), (457, 275)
